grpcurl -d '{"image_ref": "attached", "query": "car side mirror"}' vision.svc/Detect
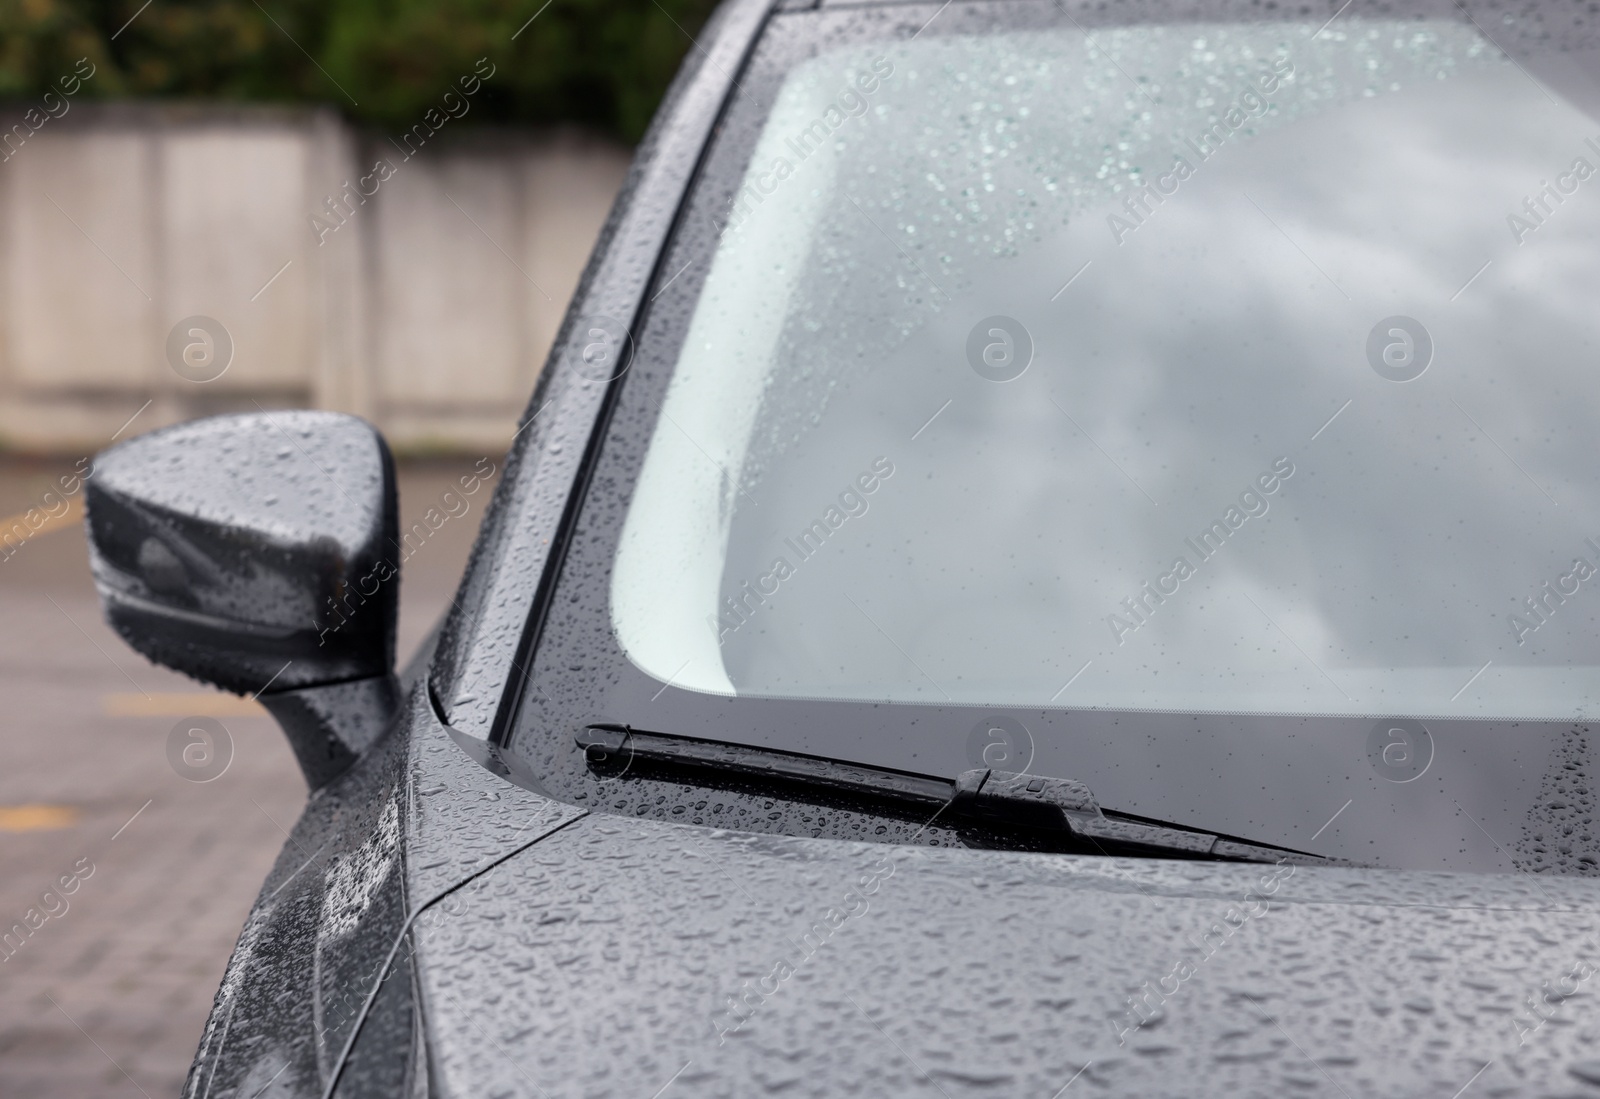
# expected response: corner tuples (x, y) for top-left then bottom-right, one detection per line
(85, 411), (401, 788)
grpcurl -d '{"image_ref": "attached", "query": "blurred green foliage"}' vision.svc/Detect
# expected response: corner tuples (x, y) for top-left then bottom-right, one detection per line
(0, 0), (719, 142)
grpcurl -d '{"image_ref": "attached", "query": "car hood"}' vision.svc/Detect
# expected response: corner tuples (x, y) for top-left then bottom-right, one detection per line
(409, 811), (1600, 1098)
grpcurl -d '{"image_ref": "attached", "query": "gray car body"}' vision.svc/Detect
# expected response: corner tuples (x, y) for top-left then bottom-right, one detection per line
(175, 0), (1600, 1095)
(189, 677), (1600, 1098)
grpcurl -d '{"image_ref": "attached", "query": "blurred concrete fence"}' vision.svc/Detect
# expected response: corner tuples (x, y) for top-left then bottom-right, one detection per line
(0, 104), (629, 454)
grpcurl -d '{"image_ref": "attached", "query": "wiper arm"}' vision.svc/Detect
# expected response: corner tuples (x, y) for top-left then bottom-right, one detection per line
(948, 767), (1340, 864)
(574, 725), (1342, 866)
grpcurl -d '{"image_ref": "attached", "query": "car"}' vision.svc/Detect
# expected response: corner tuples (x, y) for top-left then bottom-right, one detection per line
(83, 0), (1600, 1094)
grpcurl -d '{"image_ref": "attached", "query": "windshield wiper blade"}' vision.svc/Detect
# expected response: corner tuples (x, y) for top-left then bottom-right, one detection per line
(577, 724), (954, 804)
(574, 725), (1342, 866)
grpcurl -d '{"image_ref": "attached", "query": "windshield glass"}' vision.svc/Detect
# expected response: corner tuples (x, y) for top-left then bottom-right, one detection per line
(614, 10), (1600, 720)
(512, 0), (1600, 875)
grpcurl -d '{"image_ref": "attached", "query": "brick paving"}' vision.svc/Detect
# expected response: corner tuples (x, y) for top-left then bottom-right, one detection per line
(0, 457), (487, 1098)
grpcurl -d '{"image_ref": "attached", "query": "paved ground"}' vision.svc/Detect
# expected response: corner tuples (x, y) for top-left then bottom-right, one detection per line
(0, 455), (491, 1097)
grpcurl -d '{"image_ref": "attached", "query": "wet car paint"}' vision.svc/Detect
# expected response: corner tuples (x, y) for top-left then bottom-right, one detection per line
(194, 673), (1600, 1098)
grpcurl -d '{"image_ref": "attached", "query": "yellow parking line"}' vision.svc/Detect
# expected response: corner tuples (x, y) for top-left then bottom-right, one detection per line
(0, 804), (79, 832)
(101, 692), (267, 717)
(0, 496), (84, 547)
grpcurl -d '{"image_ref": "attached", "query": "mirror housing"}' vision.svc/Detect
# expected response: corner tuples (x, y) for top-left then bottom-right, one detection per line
(85, 411), (401, 787)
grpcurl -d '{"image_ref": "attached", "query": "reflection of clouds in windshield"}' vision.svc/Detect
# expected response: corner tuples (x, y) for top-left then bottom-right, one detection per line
(717, 46), (1600, 718)
(737, 20), (1504, 492)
